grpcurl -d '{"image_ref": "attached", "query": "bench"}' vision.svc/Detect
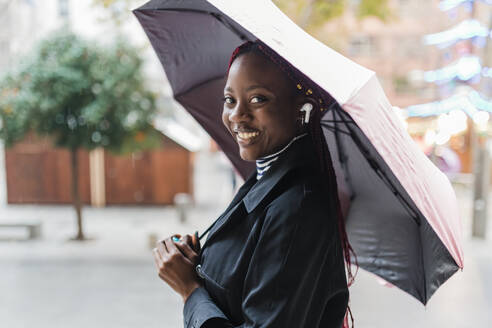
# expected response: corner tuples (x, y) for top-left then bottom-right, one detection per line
(0, 220), (42, 239)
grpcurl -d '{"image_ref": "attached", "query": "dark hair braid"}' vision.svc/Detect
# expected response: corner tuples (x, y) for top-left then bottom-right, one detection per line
(227, 41), (357, 327)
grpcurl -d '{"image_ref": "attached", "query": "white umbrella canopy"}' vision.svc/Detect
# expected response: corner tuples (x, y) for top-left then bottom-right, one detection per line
(207, 0), (375, 105)
(134, 0), (464, 304)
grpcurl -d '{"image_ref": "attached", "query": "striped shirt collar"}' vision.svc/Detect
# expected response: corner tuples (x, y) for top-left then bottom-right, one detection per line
(255, 133), (308, 180)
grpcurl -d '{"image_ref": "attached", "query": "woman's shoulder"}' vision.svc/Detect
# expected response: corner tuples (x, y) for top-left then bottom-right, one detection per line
(265, 168), (332, 223)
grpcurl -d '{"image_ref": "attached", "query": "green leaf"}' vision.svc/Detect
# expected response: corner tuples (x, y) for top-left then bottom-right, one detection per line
(0, 30), (160, 154)
(357, 0), (392, 21)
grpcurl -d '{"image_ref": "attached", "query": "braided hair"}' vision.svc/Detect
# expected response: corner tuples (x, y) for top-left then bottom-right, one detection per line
(227, 41), (358, 327)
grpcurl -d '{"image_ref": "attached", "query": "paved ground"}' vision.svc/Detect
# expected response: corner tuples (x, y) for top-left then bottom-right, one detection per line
(0, 144), (491, 328)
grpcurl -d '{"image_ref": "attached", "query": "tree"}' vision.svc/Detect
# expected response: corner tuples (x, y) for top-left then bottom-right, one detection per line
(0, 31), (161, 240)
(92, 0), (392, 51)
(273, 0), (392, 29)
(267, 0), (392, 50)
(91, 0), (141, 25)
(93, 0), (391, 28)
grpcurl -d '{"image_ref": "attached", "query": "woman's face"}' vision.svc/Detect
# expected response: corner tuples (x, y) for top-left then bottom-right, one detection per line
(222, 52), (300, 161)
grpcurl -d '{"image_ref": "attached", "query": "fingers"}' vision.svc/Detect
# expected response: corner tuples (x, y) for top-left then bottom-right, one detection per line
(175, 241), (199, 264)
(180, 234), (193, 249)
(152, 251), (178, 289)
(152, 235), (202, 299)
(180, 233), (200, 253)
(164, 238), (193, 265)
(156, 237), (169, 255)
(153, 247), (169, 282)
(156, 234), (181, 255)
(154, 234), (198, 264)
(153, 247), (163, 269)
(153, 244), (185, 285)
(170, 234), (199, 263)
(164, 238), (178, 254)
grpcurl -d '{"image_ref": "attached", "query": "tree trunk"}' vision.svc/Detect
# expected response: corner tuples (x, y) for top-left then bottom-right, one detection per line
(299, 0), (315, 29)
(71, 148), (85, 241)
(472, 8), (492, 238)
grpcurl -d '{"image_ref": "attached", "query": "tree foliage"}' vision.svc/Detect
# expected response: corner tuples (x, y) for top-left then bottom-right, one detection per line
(0, 31), (161, 241)
(91, 0), (140, 25)
(358, 0), (391, 21)
(273, 0), (391, 29)
(0, 31), (160, 153)
(274, 0), (345, 29)
(91, 0), (391, 49)
(93, 0), (392, 28)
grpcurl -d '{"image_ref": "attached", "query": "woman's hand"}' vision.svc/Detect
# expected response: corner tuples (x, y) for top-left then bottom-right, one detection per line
(153, 234), (202, 302)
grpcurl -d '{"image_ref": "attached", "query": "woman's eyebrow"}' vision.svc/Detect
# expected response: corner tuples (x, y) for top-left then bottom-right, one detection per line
(224, 85), (274, 94)
(246, 85), (273, 93)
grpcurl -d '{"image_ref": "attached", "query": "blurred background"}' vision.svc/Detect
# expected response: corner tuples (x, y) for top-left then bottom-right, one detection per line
(0, 0), (490, 327)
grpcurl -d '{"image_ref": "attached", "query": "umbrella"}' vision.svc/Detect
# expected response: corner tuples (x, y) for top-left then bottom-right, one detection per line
(134, 0), (464, 305)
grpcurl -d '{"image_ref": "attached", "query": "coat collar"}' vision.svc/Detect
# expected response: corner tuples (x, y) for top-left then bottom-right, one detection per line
(243, 134), (314, 213)
(201, 134), (315, 249)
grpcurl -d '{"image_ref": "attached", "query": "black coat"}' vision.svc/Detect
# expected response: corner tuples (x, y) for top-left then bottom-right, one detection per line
(183, 135), (348, 328)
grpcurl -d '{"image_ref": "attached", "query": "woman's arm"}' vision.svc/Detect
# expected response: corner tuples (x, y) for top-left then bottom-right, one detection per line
(183, 287), (231, 328)
(183, 194), (348, 328)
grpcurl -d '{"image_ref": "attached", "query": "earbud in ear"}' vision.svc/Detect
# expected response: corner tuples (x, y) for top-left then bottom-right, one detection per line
(300, 103), (313, 124)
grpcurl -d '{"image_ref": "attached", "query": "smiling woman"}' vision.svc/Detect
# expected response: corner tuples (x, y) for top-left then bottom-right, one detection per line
(152, 40), (354, 328)
(221, 51), (300, 161)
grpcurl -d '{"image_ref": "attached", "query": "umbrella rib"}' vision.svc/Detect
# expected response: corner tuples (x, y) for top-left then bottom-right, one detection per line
(320, 123), (351, 136)
(372, 164), (422, 225)
(322, 120), (356, 124)
(333, 105), (422, 226)
(210, 12), (250, 40)
(332, 109), (356, 200)
(145, 8), (250, 40)
(173, 75), (225, 100)
(321, 99), (354, 135)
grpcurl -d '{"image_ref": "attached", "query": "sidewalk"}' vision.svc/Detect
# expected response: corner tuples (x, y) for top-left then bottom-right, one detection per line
(0, 145), (490, 327)
(0, 147), (236, 328)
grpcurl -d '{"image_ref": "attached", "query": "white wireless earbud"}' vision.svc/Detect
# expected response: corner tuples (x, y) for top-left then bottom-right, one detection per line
(300, 103), (313, 124)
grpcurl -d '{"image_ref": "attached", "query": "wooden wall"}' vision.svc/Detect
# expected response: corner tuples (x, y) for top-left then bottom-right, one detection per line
(105, 138), (193, 205)
(5, 133), (91, 204)
(5, 134), (193, 205)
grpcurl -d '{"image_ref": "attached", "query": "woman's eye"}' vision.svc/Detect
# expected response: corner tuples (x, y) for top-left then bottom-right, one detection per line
(250, 96), (266, 104)
(223, 96), (234, 104)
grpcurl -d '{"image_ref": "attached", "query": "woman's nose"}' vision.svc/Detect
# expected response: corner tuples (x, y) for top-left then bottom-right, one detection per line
(229, 102), (250, 122)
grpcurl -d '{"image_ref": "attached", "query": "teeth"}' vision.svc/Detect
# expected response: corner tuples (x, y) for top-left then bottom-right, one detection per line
(237, 131), (259, 139)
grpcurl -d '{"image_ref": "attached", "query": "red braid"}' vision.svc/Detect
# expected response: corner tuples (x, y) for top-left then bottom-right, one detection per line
(227, 40), (358, 327)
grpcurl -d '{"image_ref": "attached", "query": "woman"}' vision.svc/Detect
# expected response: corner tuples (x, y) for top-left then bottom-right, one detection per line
(153, 41), (355, 328)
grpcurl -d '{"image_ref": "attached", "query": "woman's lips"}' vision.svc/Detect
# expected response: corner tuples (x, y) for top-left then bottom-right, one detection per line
(234, 129), (260, 146)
